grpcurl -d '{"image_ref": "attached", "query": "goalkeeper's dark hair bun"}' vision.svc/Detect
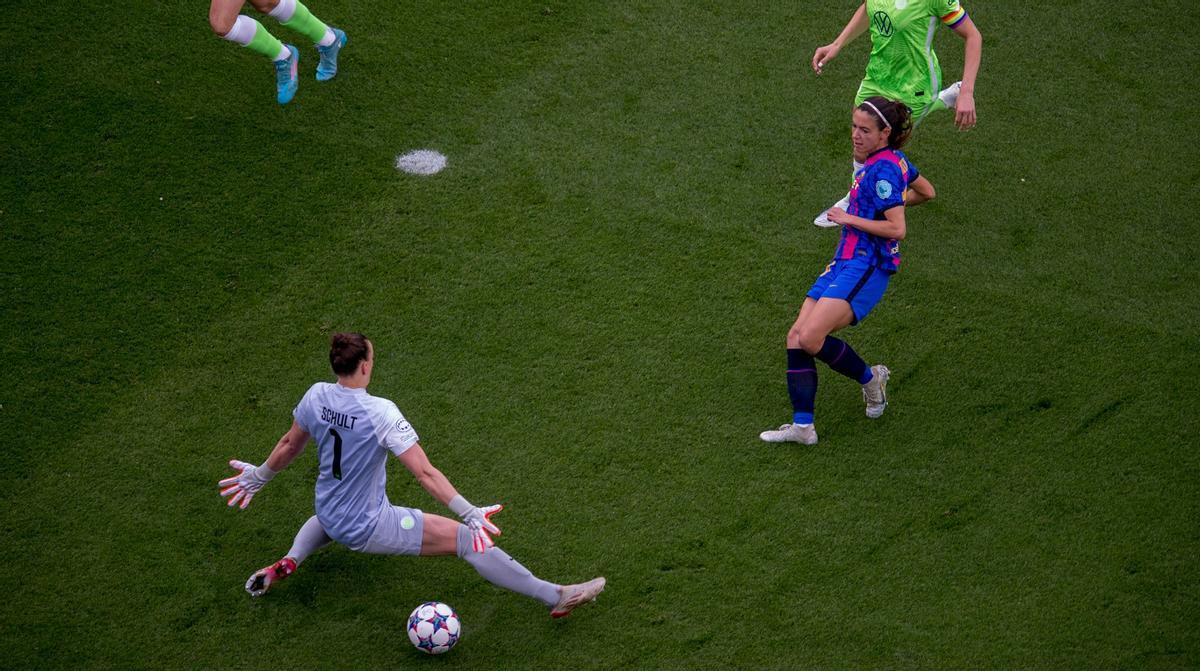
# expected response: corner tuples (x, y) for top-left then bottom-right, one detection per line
(330, 332), (370, 376)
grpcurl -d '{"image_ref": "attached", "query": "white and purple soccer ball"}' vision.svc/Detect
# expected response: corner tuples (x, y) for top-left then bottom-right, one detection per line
(406, 602), (461, 655)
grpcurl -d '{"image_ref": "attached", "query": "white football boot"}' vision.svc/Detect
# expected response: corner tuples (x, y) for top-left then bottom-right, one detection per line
(551, 577), (606, 618)
(862, 365), (890, 419)
(759, 423), (818, 445)
(937, 81), (963, 110)
(813, 194), (851, 228)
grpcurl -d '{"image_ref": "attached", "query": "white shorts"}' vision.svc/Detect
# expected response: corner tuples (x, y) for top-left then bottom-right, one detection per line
(357, 505), (425, 556)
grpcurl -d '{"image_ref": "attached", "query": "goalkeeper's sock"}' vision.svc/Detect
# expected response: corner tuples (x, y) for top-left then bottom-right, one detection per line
(816, 336), (872, 384)
(786, 348), (817, 425)
(456, 524), (560, 607)
(269, 0), (336, 46)
(287, 515), (333, 564)
(223, 15), (289, 60)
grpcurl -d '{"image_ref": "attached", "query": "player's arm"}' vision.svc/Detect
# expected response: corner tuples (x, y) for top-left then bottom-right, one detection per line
(264, 421), (311, 470)
(219, 421), (311, 509)
(950, 15), (982, 129)
(396, 442), (459, 506)
(396, 443), (503, 552)
(813, 3), (868, 74)
(829, 204), (907, 240)
(905, 175), (936, 207)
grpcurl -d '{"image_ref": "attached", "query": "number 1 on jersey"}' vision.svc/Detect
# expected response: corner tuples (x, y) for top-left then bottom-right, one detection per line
(328, 428), (344, 480)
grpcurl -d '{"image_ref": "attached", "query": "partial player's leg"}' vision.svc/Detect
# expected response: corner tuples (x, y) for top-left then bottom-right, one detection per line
(419, 513), (605, 618)
(245, 515), (332, 596)
(251, 0), (347, 81)
(210, 0), (299, 104)
(761, 297), (821, 445)
(796, 263), (892, 418)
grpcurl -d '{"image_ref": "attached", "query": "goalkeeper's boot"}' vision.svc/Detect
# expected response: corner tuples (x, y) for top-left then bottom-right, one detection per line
(551, 577), (606, 618)
(315, 27), (347, 81)
(813, 193), (851, 228)
(862, 364), (890, 419)
(246, 556), (297, 596)
(759, 423), (817, 445)
(275, 45), (300, 104)
(937, 81), (962, 111)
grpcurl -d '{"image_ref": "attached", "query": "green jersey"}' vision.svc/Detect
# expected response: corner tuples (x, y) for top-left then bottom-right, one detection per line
(858, 0), (969, 117)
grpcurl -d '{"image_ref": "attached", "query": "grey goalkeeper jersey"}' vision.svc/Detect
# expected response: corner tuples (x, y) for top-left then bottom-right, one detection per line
(293, 382), (419, 548)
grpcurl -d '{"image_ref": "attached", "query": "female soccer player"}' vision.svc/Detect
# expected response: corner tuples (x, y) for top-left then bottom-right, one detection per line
(760, 98), (935, 445)
(218, 333), (605, 618)
(810, 0), (981, 226)
(209, 0), (348, 105)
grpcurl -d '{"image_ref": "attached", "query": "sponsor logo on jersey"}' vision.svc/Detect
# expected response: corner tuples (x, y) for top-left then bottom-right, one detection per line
(872, 11), (893, 37)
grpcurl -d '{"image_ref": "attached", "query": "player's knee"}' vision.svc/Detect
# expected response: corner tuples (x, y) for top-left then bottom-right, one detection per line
(247, 0), (280, 14)
(786, 326), (804, 349)
(454, 523), (473, 559)
(209, 13), (235, 36)
(794, 326), (825, 354)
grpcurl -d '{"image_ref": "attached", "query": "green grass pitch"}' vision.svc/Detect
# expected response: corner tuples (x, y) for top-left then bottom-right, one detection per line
(2, 1), (1198, 668)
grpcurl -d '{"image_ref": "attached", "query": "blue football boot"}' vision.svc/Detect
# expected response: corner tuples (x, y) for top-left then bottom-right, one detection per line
(275, 44), (300, 104)
(316, 28), (347, 81)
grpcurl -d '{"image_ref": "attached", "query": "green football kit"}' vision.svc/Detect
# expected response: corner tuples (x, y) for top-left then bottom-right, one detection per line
(855, 0), (969, 122)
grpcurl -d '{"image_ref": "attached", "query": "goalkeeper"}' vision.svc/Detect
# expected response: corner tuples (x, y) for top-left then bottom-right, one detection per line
(218, 332), (605, 618)
(810, 0), (982, 226)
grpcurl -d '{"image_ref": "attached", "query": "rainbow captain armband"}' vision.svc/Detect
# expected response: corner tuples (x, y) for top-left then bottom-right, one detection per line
(940, 4), (968, 28)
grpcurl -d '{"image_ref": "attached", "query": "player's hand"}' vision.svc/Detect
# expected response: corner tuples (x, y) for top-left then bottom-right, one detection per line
(218, 459), (275, 510)
(813, 44), (839, 74)
(954, 90), (976, 130)
(462, 504), (503, 553)
(827, 207), (850, 225)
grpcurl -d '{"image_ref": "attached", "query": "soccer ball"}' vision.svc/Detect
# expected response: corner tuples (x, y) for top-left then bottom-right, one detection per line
(406, 602), (461, 654)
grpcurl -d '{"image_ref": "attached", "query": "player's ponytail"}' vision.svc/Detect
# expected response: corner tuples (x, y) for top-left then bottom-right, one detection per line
(859, 96), (913, 149)
(330, 332), (370, 376)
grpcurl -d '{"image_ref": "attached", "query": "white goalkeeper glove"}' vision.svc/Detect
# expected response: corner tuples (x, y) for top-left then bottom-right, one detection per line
(218, 459), (277, 509)
(448, 494), (503, 552)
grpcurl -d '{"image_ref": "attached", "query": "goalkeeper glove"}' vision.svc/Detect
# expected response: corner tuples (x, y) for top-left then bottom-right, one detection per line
(219, 459), (277, 509)
(448, 494), (503, 552)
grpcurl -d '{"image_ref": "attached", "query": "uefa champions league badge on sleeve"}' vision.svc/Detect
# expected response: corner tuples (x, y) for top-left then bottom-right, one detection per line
(876, 180), (893, 199)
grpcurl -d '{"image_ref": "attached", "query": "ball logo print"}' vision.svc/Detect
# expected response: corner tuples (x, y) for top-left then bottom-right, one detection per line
(407, 602), (461, 654)
(876, 180), (893, 199)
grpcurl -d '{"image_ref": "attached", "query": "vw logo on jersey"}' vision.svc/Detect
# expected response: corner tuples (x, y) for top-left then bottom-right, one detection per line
(895, 0), (908, 9)
(872, 11), (893, 37)
(876, 180), (893, 199)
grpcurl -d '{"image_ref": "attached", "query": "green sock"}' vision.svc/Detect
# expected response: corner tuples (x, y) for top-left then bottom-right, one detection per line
(245, 19), (285, 60)
(282, 1), (329, 44)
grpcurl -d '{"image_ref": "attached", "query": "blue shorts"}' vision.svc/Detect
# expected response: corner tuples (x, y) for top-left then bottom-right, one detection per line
(806, 257), (892, 324)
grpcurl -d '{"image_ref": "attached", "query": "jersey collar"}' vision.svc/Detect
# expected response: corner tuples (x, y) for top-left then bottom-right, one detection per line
(864, 146), (895, 165)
